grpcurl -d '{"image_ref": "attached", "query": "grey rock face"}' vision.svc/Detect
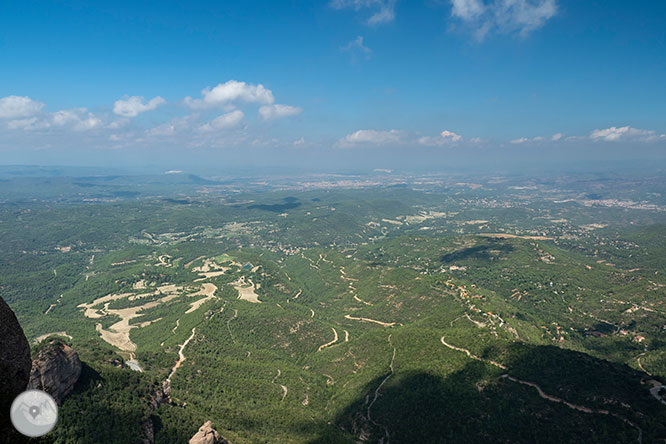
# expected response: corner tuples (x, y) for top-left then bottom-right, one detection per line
(140, 417), (155, 444)
(189, 421), (231, 444)
(27, 339), (82, 405)
(0, 296), (32, 433)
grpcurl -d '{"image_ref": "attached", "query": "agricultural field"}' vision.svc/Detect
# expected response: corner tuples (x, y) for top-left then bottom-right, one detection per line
(2, 170), (666, 443)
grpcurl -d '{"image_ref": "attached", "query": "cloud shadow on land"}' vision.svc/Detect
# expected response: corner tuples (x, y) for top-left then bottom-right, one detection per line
(307, 343), (666, 443)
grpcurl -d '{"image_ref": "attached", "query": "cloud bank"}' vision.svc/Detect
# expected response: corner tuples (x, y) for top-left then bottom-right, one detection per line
(0, 96), (45, 119)
(589, 126), (666, 142)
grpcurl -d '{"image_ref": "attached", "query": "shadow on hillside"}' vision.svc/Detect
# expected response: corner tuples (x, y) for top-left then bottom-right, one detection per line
(307, 344), (666, 444)
(440, 242), (513, 264)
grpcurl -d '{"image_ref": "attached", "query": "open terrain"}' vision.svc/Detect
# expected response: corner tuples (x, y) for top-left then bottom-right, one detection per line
(2, 170), (666, 443)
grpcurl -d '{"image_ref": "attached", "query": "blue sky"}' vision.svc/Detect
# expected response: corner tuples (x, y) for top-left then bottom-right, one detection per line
(0, 0), (665, 170)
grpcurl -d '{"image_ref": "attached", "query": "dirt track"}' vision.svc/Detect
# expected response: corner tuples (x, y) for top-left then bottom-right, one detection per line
(166, 328), (196, 386)
(317, 328), (339, 352)
(345, 314), (395, 327)
(367, 334), (396, 444)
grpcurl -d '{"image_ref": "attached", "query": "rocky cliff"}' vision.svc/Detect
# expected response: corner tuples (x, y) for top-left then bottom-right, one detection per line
(189, 421), (231, 444)
(0, 297), (32, 435)
(27, 339), (82, 405)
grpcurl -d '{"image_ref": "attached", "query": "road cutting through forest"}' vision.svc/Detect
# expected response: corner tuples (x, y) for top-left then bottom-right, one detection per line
(165, 328), (197, 390)
(272, 369), (288, 402)
(317, 328), (339, 352)
(345, 314), (396, 327)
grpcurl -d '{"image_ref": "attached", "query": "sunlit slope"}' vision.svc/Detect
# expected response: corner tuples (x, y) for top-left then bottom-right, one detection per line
(3, 185), (666, 443)
(23, 233), (666, 443)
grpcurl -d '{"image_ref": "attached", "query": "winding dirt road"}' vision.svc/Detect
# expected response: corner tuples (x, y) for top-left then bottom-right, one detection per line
(272, 369), (288, 402)
(440, 336), (506, 369)
(345, 314), (395, 327)
(166, 328), (196, 387)
(317, 328), (339, 352)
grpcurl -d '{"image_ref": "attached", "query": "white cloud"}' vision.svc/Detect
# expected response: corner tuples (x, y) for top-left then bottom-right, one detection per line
(7, 118), (38, 130)
(259, 104), (302, 120)
(200, 110), (245, 130)
(0, 95), (45, 119)
(2, 103), (102, 132)
(330, 0), (396, 25)
(452, 0), (484, 19)
(185, 80), (275, 109)
(293, 137), (306, 146)
(450, 0), (557, 40)
(52, 108), (102, 131)
(511, 134), (548, 145)
(589, 125), (666, 142)
(511, 134), (555, 144)
(146, 115), (198, 137)
(113, 95), (166, 117)
(146, 123), (175, 137)
(418, 130), (463, 146)
(342, 36), (372, 56)
(337, 129), (405, 147)
(368, 1), (396, 24)
(107, 118), (130, 129)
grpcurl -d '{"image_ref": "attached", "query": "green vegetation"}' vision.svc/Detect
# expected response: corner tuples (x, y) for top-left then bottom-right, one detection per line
(2, 172), (666, 443)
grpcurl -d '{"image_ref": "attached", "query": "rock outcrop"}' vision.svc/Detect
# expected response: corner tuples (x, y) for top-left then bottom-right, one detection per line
(28, 339), (82, 405)
(189, 421), (231, 444)
(140, 417), (155, 444)
(0, 296), (32, 434)
(148, 385), (168, 411)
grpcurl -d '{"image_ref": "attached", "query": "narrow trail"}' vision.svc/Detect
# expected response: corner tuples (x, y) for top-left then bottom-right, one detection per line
(293, 289), (302, 299)
(227, 309), (238, 344)
(367, 334), (396, 444)
(440, 336), (506, 369)
(353, 294), (373, 306)
(340, 266), (370, 307)
(310, 308), (315, 318)
(345, 314), (396, 327)
(44, 294), (64, 315)
(166, 328), (196, 387)
(344, 330), (350, 342)
(440, 336), (643, 443)
(636, 354), (651, 376)
(172, 319), (180, 334)
(272, 369), (288, 402)
(317, 328), (339, 352)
